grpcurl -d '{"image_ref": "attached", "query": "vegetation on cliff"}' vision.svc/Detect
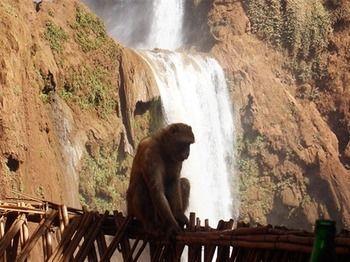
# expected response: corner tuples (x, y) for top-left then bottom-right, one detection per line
(245, 0), (332, 83)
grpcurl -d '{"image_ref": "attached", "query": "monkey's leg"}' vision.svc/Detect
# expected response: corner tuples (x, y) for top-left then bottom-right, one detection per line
(180, 177), (190, 212)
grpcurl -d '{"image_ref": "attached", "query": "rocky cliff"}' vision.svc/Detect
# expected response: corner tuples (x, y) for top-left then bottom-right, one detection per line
(206, 0), (350, 230)
(0, 0), (158, 211)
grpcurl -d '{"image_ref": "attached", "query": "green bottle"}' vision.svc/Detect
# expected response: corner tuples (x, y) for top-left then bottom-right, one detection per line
(310, 219), (337, 262)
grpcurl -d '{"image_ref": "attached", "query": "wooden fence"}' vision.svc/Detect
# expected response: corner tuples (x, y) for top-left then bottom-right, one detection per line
(0, 199), (349, 261)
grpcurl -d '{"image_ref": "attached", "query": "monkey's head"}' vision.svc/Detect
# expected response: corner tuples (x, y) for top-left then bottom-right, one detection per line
(159, 123), (195, 162)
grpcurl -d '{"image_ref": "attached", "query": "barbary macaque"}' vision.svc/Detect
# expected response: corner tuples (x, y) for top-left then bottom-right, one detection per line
(126, 123), (195, 235)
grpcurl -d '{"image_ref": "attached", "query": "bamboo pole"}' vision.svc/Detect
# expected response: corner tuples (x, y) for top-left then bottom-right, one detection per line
(61, 206), (69, 227)
(61, 212), (94, 262)
(189, 213), (196, 231)
(46, 229), (53, 258)
(74, 211), (109, 262)
(47, 216), (81, 262)
(126, 238), (140, 262)
(0, 213), (26, 256)
(58, 206), (64, 236)
(20, 219), (29, 248)
(196, 218), (201, 229)
(96, 233), (108, 260)
(7, 227), (20, 262)
(87, 245), (98, 262)
(216, 220), (234, 261)
(100, 216), (131, 261)
(205, 219), (209, 229)
(42, 233), (47, 261)
(114, 212), (131, 261)
(16, 210), (57, 262)
(0, 217), (5, 262)
(132, 240), (147, 262)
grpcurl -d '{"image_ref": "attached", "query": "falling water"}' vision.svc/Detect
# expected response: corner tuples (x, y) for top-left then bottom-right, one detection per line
(83, 0), (239, 223)
(143, 51), (237, 222)
(145, 0), (184, 50)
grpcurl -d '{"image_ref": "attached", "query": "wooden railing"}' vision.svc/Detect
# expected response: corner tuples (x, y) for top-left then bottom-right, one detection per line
(0, 199), (349, 261)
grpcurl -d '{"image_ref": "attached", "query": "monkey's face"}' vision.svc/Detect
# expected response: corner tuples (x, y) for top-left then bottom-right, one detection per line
(175, 141), (192, 161)
(162, 123), (195, 162)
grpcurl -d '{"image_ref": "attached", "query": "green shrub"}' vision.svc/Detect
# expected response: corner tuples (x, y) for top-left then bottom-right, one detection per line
(245, 0), (332, 82)
(79, 145), (131, 212)
(72, 7), (107, 52)
(248, 0), (283, 46)
(62, 66), (117, 118)
(44, 21), (68, 52)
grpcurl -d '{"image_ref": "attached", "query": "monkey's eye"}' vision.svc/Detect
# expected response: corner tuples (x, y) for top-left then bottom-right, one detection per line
(178, 142), (190, 150)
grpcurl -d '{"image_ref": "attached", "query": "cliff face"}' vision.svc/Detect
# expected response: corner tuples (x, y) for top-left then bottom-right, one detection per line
(0, 0), (158, 210)
(207, 0), (350, 229)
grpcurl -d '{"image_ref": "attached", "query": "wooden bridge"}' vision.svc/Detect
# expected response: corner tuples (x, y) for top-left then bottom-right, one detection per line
(0, 199), (349, 261)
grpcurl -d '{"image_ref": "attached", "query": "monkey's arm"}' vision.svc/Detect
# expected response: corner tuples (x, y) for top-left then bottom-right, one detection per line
(167, 181), (189, 227)
(143, 164), (180, 230)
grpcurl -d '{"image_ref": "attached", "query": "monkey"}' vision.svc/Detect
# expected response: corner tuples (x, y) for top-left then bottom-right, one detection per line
(126, 123), (195, 235)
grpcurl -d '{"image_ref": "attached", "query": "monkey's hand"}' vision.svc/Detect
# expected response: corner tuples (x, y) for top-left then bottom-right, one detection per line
(176, 213), (189, 229)
(165, 222), (182, 240)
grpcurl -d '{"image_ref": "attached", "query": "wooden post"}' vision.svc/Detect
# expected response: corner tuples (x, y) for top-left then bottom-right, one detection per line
(58, 206), (65, 236)
(189, 213), (196, 231)
(205, 219), (209, 229)
(196, 218), (201, 229)
(61, 205), (69, 227)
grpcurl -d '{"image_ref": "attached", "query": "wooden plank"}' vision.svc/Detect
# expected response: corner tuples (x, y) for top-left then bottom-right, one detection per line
(0, 214), (25, 257)
(16, 210), (57, 262)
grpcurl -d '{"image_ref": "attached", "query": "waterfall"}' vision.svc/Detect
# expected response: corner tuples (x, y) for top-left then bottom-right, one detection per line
(83, 0), (239, 224)
(142, 51), (237, 222)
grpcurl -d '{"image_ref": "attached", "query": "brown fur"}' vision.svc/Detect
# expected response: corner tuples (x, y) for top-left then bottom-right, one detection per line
(126, 123), (195, 234)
